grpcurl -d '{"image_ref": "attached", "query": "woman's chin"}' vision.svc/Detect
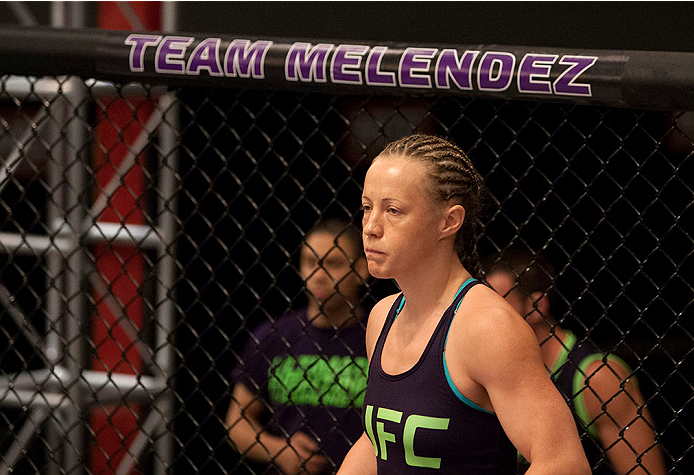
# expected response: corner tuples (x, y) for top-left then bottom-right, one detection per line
(367, 265), (391, 280)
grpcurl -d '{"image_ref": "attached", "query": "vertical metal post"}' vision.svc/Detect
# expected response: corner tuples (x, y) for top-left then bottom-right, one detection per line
(50, 1), (67, 27)
(62, 76), (89, 475)
(47, 0), (68, 367)
(46, 4), (70, 475)
(43, 149), (64, 367)
(43, 83), (67, 475)
(45, 1), (86, 366)
(162, 1), (179, 32)
(156, 8), (180, 474)
(69, 1), (87, 28)
(62, 4), (89, 475)
(153, 93), (179, 475)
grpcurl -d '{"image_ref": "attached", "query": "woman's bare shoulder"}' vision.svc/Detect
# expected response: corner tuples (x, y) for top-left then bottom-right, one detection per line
(451, 284), (537, 357)
(371, 293), (400, 316)
(461, 283), (520, 326)
(365, 293), (400, 360)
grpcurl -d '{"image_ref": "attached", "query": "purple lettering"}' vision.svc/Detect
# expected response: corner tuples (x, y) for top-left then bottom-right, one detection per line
(518, 54), (557, 94)
(435, 49), (479, 90)
(554, 56), (597, 96)
(155, 36), (194, 74)
(365, 46), (396, 86)
(399, 48), (437, 88)
(186, 38), (223, 76)
(478, 52), (516, 91)
(285, 43), (334, 82)
(331, 44), (369, 84)
(224, 39), (273, 78)
(125, 34), (161, 72)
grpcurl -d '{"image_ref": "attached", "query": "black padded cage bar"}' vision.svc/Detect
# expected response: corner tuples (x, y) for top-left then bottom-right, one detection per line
(0, 27), (691, 475)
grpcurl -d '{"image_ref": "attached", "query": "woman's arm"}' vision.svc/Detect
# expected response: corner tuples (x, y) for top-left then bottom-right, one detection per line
(364, 294), (398, 361)
(451, 286), (591, 475)
(336, 295), (395, 473)
(337, 432), (377, 474)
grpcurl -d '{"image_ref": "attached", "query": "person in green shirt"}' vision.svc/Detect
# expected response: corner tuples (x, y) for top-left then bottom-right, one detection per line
(484, 246), (665, 475)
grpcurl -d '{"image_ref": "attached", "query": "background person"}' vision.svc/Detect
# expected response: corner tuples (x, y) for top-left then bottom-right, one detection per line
(483, 246), (666, 475)
(338, 134), (589, 475)
(226, 218), (370, 474)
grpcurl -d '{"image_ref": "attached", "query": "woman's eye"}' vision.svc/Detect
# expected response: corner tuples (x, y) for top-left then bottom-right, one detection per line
(361, 204), (371, 212)
(387, 208), (399, 215)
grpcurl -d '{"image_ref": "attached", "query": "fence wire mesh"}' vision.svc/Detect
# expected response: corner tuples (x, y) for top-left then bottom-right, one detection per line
(0, 75), (691, 474)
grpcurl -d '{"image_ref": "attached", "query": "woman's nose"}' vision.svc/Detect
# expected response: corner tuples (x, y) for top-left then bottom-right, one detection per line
(363, 214), (382, 238)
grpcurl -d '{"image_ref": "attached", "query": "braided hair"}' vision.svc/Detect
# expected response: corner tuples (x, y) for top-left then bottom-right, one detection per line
(377, 134), (487, 279)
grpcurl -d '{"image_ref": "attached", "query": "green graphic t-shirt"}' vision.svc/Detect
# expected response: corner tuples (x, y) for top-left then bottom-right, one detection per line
(233, 309), (368, 473)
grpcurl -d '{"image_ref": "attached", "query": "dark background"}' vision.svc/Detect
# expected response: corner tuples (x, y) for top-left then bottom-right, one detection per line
(177, 2), (694, 52)
(1, 2), (694, 52)
(0, 2), (691, 474)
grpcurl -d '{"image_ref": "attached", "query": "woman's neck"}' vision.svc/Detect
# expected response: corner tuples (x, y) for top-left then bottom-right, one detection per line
(396, 255), (472, 322)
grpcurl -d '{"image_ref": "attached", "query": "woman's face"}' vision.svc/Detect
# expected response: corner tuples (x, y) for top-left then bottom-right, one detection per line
(361, 154), (444, 279)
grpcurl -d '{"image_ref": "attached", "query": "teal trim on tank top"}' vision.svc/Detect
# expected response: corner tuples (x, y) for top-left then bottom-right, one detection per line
(391, 278), (489, 413)
(443, 345), (494, 414)
(454, 278), (477, 312)
(393, 294), (406, 320)
(444, 278), (478, 348)
(392, 277), (476, 321)
(444, 278), (494, 414)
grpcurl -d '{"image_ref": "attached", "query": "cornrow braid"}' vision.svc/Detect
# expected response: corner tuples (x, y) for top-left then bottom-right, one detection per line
(378, 134), (486, 279)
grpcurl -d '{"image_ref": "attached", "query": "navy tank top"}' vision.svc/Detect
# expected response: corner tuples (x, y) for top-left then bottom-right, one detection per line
(362, 279), (516, 474)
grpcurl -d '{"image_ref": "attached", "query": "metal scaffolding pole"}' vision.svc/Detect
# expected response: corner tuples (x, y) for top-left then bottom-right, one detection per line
(154, 5), (180, 474)
(0, 3), (180, 473)
(0, 77), (177, 474)
(152, 91), (179, 475)
(63, 5), (89, 473)
(44, 6), (71, 475)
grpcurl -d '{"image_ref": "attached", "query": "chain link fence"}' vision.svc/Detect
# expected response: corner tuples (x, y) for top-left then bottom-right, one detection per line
(0, 32), (692, 475)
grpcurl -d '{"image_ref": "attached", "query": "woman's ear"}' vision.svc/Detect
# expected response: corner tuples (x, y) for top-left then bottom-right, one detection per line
(439, 204), (465, 240)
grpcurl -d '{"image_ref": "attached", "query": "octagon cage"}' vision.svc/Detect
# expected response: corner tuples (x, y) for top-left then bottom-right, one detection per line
(0, 28), (691, 475)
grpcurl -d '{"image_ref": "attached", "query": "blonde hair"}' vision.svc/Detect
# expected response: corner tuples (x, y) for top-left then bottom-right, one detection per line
(377, 134), (486, 278)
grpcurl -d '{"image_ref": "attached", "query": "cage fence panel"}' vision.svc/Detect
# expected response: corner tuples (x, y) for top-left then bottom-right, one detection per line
(0, 30), (692, 475)
(0, 76), (177, 475)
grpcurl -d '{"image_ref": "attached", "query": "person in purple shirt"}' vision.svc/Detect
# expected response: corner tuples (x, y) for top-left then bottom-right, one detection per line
(226, 218), (370, 474)
(338, 134), (589, 475)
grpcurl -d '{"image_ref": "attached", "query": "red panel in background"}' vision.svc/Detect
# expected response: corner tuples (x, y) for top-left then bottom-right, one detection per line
(91, 3), (161, 474)
(91, 97), (154, 380)
(99, 1), (162, 30)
